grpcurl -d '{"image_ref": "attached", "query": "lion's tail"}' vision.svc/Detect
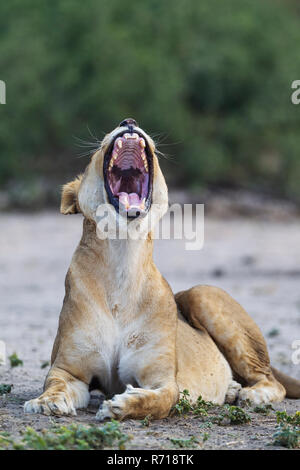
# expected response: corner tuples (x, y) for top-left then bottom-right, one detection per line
(271, 366), (300, 398)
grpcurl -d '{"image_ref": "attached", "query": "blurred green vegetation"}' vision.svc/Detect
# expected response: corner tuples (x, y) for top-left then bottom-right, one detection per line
(1, 0), (300, 206)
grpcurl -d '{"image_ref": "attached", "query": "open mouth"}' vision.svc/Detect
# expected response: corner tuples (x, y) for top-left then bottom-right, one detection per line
(104, 131), (153, 217)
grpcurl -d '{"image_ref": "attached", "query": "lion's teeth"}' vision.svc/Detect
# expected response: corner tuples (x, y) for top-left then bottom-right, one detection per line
(108, 154), (117, 170)
(139, 138), (146, 148)
(117, 139), (122, 149)
(124, 132), (138, 139)
(141, 152), (148, 171)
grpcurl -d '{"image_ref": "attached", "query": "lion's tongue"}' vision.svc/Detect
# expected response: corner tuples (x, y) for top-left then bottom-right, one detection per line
(118, 192), (141, 210)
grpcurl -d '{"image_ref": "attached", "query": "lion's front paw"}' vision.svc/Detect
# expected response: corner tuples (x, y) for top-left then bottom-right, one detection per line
(95, 385), (137, 421)
(238, 386), (273, 405)
(225, 380), (242, 404)
(24, 394), (76, 416)
(95, 400), (116, 421)
(95, 396), (126, 421)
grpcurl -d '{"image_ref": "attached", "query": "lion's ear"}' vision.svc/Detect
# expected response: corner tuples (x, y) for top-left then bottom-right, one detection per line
(60, 175), (83, 214)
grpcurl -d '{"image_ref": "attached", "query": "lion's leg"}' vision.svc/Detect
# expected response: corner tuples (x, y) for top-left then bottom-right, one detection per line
(96, 383), (178, 421)
(24, 367), (90, 416)
(96, 346), (178, 421)
(175, 286), (285, 404)
(225, 380), (242, 404)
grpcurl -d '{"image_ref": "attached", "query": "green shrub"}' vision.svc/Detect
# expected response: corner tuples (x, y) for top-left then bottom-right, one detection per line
(276, 410), (300, 426)
(8, 353), (23, 368)
(0, 384), (13, 395)
(272, 424), (300, 449)
(10, 421), (130, 450)
(214, 405), (251, 425)
(1, 0), (300, 201)
(173, 389), (214, 416)
(170, 435), (198, 448)
(253, 404), (274, 415)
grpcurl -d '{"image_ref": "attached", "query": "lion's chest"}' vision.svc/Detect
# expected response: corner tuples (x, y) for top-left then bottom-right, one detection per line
(76, 310), (148, 396)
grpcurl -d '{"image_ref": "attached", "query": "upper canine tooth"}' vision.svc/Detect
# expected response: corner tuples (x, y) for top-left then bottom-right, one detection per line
(139, 138), (146, 148)
(117, 139), (123, 149)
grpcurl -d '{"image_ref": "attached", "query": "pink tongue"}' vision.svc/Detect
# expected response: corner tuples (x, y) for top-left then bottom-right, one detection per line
(118, 192), (141, 209)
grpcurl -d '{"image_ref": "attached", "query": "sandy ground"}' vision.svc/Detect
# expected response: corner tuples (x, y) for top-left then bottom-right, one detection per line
(0, 211), (299, 450)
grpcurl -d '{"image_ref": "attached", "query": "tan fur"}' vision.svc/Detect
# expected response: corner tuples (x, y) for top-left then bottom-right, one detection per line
(24, 123), (300, 420)
(175, 286), (288, 404)
(60, 174), (83, 215)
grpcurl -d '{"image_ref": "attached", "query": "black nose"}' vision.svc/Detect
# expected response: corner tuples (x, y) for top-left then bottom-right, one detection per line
(119, 118), (138, 128)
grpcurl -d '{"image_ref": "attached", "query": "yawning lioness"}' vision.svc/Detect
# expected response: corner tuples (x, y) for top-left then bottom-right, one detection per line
(24, 119), (300, 420)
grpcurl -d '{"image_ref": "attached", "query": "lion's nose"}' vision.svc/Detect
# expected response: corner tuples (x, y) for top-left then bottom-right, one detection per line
(119, 118), (138, 128)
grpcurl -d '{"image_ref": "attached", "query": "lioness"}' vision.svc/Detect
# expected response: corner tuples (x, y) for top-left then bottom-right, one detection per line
(24, 119), (300, 420)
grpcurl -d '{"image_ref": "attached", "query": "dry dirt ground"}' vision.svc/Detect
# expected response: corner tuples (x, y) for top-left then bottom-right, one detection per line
(0, 211), (299, 450)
